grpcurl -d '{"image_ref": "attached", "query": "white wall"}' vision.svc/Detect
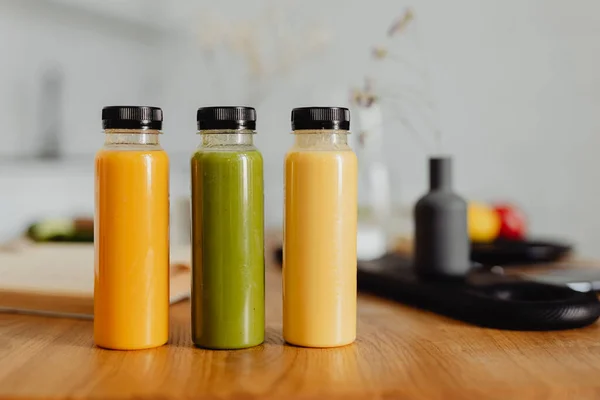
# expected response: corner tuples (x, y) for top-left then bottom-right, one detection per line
(1, 0), (600, 256)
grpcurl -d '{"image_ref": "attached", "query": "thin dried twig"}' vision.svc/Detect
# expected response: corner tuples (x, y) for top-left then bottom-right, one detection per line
(351, 7), (441, 153)
(387, 8), (414, 37)
(195, 1), (329, 105)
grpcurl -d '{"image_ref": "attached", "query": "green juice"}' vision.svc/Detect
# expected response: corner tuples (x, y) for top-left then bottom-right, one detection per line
(191, 149), (265, 349)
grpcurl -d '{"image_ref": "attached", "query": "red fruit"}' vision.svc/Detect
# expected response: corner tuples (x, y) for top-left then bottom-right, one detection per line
(494, 203), (527, 240)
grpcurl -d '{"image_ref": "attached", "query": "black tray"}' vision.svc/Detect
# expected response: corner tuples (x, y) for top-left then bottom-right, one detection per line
(273, 248), (600, 331)
(471, 239), (572, 266)
(357, 253), (599, 330)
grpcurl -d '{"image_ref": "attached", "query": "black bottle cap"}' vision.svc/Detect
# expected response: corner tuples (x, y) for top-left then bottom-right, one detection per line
(196, 106), (256, 130)
(102, 106), (163, 130)
(291, 107), (350, 130)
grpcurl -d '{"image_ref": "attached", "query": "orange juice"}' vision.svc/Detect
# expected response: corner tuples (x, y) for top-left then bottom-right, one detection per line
(283, 107), (357, 348)
(95, 106), (169, 350)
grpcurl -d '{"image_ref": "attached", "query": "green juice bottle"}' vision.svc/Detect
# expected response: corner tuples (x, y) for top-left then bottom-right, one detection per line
(191, 106), (265, 349)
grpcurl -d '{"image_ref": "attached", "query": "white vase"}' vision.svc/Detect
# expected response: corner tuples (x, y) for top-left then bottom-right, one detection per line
(353, 104), (392, 260)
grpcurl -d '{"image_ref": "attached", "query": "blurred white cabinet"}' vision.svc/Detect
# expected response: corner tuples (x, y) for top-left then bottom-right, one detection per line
(0, 0), (166, 159)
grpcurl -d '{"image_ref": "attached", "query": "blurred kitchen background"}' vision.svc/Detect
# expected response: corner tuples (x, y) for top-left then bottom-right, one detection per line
(1, 0), (599, 255)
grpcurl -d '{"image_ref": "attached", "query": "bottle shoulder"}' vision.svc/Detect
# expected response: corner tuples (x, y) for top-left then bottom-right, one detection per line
(194, 144), (261, 152)
(285, 147), (356, 158)
(287, 144), (354, 152)
(192, 147), (263, 163)
(95, 146), (167, 163)
(98, 143), (165, 152)
(415, 190), (467, 210)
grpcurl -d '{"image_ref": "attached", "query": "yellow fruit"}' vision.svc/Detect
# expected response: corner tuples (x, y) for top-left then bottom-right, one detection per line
(468, 202), (501, 243)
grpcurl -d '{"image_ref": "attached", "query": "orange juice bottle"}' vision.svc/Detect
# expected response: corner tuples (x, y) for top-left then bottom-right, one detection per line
(94, 106), (169, 350)
(283, 107), (358, 347)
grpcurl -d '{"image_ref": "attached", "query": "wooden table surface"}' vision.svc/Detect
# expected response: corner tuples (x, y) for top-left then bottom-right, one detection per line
(2, 248), (600, 399)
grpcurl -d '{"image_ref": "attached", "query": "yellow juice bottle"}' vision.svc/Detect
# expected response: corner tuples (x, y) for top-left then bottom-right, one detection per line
(94, 106), (169, 350)
(283, 107), (357, 347)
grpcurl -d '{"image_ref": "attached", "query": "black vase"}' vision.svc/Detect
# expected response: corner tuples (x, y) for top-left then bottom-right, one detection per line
(414, 156), (470, 280)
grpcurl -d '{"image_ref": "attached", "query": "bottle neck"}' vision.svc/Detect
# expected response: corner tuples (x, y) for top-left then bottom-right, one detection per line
(429, 157), (452, 191)
(292, 130), (350, 150)
(197, 130), (255, 149)
(103, 129), (161, 146)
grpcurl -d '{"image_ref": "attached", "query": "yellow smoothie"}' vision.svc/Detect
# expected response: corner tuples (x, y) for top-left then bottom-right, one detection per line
(283, 149), (358, 347)
(94, 149), (170, 350)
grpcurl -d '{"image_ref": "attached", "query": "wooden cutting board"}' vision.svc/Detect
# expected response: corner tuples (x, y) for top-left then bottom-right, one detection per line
(0, 240), (191, 319)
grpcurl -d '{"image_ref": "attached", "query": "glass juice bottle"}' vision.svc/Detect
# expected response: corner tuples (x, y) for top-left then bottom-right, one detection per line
(191, 106), (265, 349)
(283, 107), (358, 347)
(94, 106), (169, 350)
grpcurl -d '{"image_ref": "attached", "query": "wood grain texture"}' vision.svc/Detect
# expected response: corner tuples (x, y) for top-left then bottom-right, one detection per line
(1, 239), (600, 399)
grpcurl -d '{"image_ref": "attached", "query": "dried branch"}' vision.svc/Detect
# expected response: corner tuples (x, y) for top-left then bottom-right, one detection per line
(351, 7), (442, 153)
(194, 2), (329, 105)
(387, 8), (414, 37)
